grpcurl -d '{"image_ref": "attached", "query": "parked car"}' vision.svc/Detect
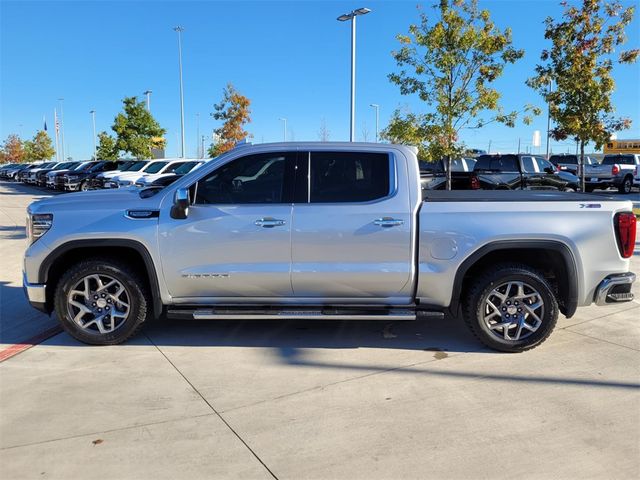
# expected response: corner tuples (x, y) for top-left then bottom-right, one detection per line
(548, 154), (598, 176)
(36, 161), (79, 187)
(48, 161), (95, 189)
(24, 143), (636, 353)
(25, 162), (59, 184)
(99, 160), (150, 189)
(13, 163), (44, 182)
(87, 160), (137, 189)
(63, 161), (123, 191)
(585, 154), (640, 193)
(135, 160), (205, 188)
(109, 159), (198, 188)
(1, 163), (35, 180)
(472, 154), (579, 191)
(420, 158), (479, 190)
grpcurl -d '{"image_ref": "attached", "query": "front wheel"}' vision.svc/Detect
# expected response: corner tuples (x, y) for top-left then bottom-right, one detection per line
(80, 180), (90, 191)
(54, 258), (151, 345)
(463, 264), (558, 352)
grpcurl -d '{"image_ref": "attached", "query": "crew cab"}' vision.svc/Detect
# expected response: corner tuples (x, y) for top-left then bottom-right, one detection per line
(586, 154), (640, 193)
(23, 143), (636, 352)
(472, 154), (579, 191)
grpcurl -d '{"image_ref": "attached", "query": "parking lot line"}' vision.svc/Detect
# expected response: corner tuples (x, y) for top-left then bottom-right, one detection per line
(0, 325), (62, 363)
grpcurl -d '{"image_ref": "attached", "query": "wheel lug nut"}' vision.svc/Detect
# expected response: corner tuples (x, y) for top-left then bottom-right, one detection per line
(515, 301), (519, 305)
(106, 306), (110, 310)
(518, 308), (522, 312)
(98, 308), (102, 312)
(502, 307), (506, 311)
(101, 293), (106, 298)
(505, 314), (510, 318)
(107, 299), (112, 303)
(92, 302), (96, 307)
(94, 295), (99, 299)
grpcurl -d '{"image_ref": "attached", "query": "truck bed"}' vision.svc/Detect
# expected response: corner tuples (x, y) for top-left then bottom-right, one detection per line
(422, 190), (621, 202)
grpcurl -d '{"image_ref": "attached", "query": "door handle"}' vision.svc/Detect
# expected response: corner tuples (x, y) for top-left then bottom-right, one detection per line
(374, 217), (404, 228)
(255, 217), (286, 228)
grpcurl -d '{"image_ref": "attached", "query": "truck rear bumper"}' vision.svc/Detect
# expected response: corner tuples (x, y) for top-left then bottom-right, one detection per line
(594, 272), (636, 306)
(23, 271), (48, 313)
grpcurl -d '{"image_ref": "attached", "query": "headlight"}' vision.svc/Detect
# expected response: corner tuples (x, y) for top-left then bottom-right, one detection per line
(27, 214), (53, 245)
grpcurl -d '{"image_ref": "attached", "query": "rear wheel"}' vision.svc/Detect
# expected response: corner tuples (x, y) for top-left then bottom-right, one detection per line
(80, 180), (89, 191)
(618, 176), (632, 194)
(463, 264), (558, 352)
(54, 258), (150, 345)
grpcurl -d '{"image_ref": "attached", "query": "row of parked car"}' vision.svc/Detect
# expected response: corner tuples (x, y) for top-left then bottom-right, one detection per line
(0, 158), (206, 192)
(420, 153), (640, 193)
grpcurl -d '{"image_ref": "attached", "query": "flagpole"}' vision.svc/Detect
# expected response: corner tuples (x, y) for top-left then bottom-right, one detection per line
(54, 108), (61, 162)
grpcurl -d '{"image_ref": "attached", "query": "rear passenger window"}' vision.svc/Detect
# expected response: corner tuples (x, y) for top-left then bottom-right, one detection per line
(521, 156), (536, 173)
(309, 152), (390, 203)
(491, 155), (518, 172)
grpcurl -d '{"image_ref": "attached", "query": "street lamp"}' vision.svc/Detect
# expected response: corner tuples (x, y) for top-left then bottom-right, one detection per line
(143, 90), (152, 111)
(58, 98), (66, 160)
(174, 26), (186, 158)
(89, 110), (97, 160)
(278, 117), (287, 142)
(337, 7), (371, 142)
(370, 103), (379, 142)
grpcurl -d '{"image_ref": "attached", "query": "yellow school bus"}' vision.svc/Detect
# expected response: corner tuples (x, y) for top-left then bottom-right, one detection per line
(603, 139), (640, 154)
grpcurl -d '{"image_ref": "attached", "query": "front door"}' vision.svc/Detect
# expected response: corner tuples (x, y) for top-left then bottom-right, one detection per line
(158, 151), (295, 298)
(291, 151), (414, 300)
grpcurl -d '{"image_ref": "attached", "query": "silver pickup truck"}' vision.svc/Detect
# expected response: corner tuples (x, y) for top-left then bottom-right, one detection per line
(23, 143), (637, 352)
(586, 153), (640, 193)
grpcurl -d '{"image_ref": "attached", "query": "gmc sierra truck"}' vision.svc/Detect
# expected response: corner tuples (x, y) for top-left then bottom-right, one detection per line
(23, 143), (637, 352)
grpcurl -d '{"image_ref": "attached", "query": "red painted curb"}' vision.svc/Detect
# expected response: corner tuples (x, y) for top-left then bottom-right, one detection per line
(0, 326), (63, 362)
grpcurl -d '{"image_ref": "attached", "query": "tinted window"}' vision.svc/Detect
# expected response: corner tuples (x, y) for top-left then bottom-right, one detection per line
(549, 155), (577, 165)
(521, 156), (536, 173)
(164, 162), (186, 174)
(476, 155), (518, 172)
(126, 161), (149, 171)
(535, 157), (555, 172)
(309, 152), (390, 203)
(175, 162), (199, 174)
(143, 162), (168, 174)
(195, 153), (287, 204)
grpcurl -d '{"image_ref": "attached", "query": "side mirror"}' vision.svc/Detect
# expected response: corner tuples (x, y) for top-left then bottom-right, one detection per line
(170, 188), (190, 219)
(544, 167), (555, 174)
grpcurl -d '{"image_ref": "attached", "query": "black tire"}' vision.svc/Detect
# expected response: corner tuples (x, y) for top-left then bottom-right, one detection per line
(54, 257), (150, 345)
(585, 185), (595, 193)
(618, 176), (632, 194)
(463, 263), (558, 352)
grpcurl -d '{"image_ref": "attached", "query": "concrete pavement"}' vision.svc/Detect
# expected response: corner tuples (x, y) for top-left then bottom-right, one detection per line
(1, 181), (639, 479)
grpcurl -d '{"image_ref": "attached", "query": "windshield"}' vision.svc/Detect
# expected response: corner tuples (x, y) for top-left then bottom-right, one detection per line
(143, 162), (168, 173)
(174, 162), (199, 174)
(55, 162), (76, 170)
(164, 162), (186, 174)
(126, 161), (149, 171)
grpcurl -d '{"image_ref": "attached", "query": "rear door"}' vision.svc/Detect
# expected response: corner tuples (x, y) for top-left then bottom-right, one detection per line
(534, 157), (566, 190)
(290, 150), (413, 300)
(520, 156), (540, 189)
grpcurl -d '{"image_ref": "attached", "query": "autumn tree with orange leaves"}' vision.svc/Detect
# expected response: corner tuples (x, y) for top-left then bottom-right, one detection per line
(208, 83), (252, 157)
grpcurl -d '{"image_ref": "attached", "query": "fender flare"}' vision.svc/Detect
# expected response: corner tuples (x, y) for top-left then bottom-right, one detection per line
(39, 239), (163, 319)
(450, 239), (579, 318)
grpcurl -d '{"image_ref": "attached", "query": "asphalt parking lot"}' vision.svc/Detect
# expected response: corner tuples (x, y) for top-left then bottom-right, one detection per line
(1, 181), (639, 480)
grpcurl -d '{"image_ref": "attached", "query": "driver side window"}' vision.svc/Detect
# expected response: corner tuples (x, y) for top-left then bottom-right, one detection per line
(194, 153), (289, 205)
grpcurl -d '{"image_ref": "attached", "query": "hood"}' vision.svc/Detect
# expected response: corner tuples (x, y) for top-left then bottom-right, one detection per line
(28, 187), (163, 214)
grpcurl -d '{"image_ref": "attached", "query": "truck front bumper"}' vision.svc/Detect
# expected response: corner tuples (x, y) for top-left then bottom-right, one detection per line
(23, 271), (48, 313)
(594, 272), (636, 306)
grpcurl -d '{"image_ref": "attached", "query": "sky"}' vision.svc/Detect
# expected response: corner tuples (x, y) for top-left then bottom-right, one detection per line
(1, 0), (639, 159)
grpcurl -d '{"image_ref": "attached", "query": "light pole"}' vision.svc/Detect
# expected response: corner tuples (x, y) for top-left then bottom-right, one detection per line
(58, 98), (66, 160)
(545, 79), (553, 159)
(278, 117), (287, 142)
(144, 90), (152, 111)
(196, 113), (200, 158)
(89, 110), (97, 160)
(174, 26), (186, 158)
(337, 7), (371, 142)
(369, 103), (379, 142)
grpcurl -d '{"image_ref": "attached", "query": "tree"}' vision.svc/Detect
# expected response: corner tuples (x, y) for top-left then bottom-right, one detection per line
(1, 134), (26, 163)
(208, 83), (252, 157)
(112, 96), (166, 158)
(527, 0), (638, 191)
(361, 121), (370, 142)
(24, 130), (55, 161)
(96, 131), (118, 160)
(388, 0), (538, 188)
(318, 117), (330, 142)
(381, 108), (432, 160)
